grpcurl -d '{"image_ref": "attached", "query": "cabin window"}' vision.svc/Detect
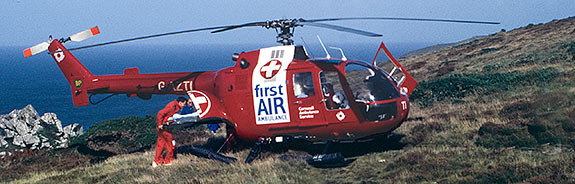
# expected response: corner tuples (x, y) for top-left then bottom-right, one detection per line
(293, 72), (315, 98)
(320, 71), (349, 110)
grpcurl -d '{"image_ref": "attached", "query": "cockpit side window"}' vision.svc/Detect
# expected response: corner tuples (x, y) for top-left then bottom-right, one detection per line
(293, 72), (315, 98)
(344, 63), (399, 102)
(320, 71), (349, 110)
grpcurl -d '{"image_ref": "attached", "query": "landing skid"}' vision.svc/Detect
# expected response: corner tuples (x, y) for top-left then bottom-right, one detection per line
(306, 153), (353, 168)
(177, 145), (237, 164)
(245, 139), (265, 164)
(242, 140), (353, 167)
(306, 142), (352, 168)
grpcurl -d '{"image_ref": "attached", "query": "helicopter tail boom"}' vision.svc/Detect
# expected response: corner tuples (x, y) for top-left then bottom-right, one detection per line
(46, 39), (212, 106)
(48, 39), (95, 106)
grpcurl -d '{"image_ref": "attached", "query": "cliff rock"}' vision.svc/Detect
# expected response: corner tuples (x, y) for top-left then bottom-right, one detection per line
(0, 105), (83, 157)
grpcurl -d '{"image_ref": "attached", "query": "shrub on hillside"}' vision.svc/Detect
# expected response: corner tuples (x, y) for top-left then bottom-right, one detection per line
(401, 121), (445, 146)
(411, 69), (559, 107)
(475, 122), (538, 148)
(469, 162), (536, 183)
(476, 92), (575, 149)
(69, 115), (157, 155)
(462, 159), (575, 184)
(561, 41), (575, 59)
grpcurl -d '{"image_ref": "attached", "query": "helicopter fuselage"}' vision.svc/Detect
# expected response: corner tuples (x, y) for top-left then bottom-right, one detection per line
(210, 45), (411, 143)
(47, 40), (414, 145)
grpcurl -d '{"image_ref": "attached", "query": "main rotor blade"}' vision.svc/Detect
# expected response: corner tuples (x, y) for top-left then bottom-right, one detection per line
(210, 21), (267, 33)
(301, 17), (500, 25)
(300, 22), (382, 37)
(51, 16), (499, 53)
(58, 25), (231, 53)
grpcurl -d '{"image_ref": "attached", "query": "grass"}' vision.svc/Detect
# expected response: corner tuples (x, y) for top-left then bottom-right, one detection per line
(15, 150), (315, 184)
(12, 139), (574, 183)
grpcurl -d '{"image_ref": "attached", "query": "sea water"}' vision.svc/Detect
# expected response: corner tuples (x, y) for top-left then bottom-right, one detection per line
(0, 42), (429, 128)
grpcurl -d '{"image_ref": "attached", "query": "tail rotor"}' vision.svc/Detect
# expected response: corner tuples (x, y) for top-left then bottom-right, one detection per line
(23, 41), (50, 58)
(23, 26), (100, 58)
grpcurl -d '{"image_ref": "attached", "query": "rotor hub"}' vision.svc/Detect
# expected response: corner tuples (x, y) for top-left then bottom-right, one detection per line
(261, 19), (303, 45)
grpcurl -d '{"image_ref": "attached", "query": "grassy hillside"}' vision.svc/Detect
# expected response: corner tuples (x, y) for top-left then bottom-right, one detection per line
(396, 16), (575, 183)
(6, 17), (575, 183)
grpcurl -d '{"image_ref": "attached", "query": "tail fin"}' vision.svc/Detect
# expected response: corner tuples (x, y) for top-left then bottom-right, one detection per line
(372, 42), (418, 96)
(48, 40), (94, 106)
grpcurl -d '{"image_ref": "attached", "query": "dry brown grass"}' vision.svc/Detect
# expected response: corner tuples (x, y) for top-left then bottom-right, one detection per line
(402, 17), (575, 81)
(14, 149), (317, 184)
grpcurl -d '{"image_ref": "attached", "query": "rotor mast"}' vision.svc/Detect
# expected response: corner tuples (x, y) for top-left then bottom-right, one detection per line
(264, 19), (302, 45)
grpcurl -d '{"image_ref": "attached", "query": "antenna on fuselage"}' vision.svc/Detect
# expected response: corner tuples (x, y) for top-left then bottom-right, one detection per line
(317, 35), (331, 59)
(300, 37), (315, 58)
(329, 47), (347, 61)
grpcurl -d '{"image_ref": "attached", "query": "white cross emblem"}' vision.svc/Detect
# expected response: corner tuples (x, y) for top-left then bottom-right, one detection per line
(188, 90), (211, 118)
(260, 60), (282, 79)
(54, 48), (65, 63)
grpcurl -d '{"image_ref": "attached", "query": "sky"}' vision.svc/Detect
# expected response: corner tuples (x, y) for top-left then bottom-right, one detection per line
(1, 0), (574, 47)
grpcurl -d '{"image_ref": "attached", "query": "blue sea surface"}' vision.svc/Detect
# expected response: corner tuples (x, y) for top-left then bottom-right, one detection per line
(0, 42), (429, 128)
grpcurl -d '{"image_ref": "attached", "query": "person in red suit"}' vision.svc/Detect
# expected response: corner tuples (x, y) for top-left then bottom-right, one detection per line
(153, 97), (187, 167)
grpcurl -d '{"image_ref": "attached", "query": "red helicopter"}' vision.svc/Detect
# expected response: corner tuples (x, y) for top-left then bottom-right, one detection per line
(24, 17), (498, 165)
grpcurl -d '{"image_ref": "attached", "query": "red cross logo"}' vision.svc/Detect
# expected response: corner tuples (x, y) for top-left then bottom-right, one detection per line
(260, 60), (282, 79)
(187, 90), (211, 118)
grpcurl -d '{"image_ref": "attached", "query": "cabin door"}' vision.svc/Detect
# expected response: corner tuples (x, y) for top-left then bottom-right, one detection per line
(288, 71), (327, 126)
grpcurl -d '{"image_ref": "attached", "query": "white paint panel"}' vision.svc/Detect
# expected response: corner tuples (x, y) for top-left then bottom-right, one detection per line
(252, 45), (295, 125)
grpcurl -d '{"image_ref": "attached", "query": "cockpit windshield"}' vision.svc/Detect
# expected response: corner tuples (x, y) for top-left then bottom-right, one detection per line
(344, 63), (399, 102)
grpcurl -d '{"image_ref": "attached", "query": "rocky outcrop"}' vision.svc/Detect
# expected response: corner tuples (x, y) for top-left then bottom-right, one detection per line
(0, 105), (82, 157)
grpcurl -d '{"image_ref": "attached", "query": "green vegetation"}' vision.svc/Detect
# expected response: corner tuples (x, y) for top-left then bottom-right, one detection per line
(70, 115), (157, 154)
(481, 41), (575, 73)
(411, 68), (559, 107)
(477, 92), (575, 149)
(476, 122), (538, 148)
(561, 41), (575, 60)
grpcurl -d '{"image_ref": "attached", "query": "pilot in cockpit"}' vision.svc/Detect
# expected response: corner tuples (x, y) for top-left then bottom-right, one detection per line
(332, 91), (349, 109)
(294, 73), (315, 98)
